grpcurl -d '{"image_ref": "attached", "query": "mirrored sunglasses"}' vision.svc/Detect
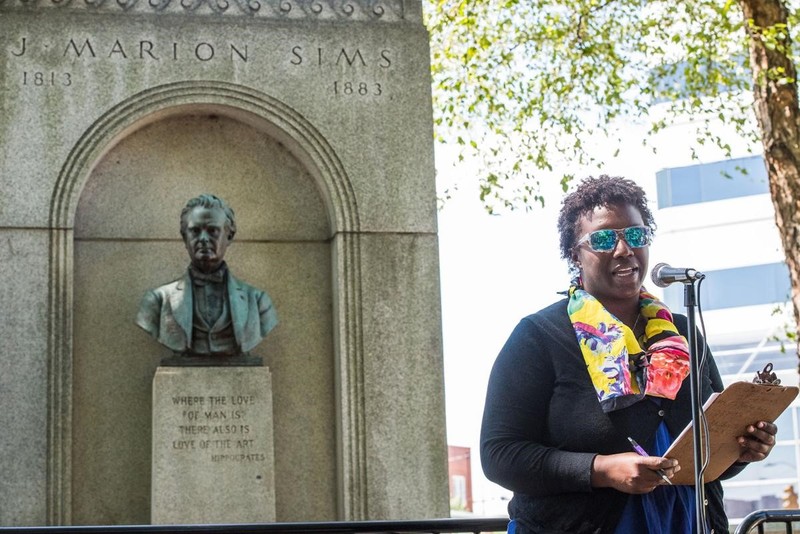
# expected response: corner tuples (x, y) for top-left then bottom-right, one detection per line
(576, 225), (653, 252)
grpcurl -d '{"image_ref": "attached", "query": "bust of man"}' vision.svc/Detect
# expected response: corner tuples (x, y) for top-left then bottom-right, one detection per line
(136, 194), (278, 365)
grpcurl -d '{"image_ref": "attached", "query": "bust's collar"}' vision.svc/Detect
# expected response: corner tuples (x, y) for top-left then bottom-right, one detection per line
(188, 262), (228, 285)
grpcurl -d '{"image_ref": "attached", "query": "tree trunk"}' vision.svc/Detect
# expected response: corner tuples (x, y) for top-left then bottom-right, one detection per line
(740, 0), (800, 371)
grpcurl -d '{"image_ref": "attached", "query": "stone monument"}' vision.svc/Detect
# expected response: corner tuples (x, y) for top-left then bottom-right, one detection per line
(139, 194), (278, 523)
(0, 0), (448, 526)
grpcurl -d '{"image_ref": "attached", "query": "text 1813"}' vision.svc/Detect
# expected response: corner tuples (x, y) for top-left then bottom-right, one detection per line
(22, 71), (72, 87)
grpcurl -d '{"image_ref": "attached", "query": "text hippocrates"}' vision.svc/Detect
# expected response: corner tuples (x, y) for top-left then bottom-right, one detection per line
(170, 395), (267, 462)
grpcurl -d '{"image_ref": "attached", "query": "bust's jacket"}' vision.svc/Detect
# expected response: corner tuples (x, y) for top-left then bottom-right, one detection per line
(135, 269), (278, 354)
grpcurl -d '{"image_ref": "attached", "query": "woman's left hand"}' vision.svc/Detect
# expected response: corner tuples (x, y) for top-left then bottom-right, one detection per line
(737, 421), (778, 463)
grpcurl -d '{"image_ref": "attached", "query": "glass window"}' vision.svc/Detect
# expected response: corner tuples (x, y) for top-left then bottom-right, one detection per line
(451, 475), (467, 510)
(713, 353), (752, 376)
(656, 155), (769, 208)
(710, 341), (765, 353)
(659, 167), (702, 208)
(745, 350), (796, 374)
(664, 262), (790, 311)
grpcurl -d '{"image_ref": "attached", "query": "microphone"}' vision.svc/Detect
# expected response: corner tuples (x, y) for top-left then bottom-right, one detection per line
(650, 262), (705, 288)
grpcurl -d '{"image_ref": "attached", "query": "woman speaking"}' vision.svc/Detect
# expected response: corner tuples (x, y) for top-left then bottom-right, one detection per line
(480, 176), (778, 533)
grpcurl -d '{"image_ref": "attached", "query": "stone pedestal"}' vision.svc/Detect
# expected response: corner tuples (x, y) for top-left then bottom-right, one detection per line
(151, 366), (276, 524)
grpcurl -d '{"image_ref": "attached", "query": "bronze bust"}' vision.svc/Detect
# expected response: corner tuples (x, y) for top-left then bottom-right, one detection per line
(136, 194), (278, 365)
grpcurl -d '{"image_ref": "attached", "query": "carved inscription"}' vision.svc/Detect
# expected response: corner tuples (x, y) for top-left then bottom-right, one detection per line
(289, 45), (392, 98)
(11, 37), (25, 57)
(170, 394), (267, 462)
(61, 38), (249, 61)
(152, 368), (275, 523)
(289, 46), (391, 68)
(8, 36), (250, 89)
(7, 36), (394, 98)
(9, 37), (249, 62)
(22, 71), (72, 87)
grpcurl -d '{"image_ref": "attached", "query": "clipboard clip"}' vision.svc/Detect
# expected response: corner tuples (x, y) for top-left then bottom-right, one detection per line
(753, 363), (781, 385)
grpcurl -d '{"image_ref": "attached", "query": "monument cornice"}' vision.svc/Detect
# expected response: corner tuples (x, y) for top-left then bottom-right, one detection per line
(0, 0), (409, 21)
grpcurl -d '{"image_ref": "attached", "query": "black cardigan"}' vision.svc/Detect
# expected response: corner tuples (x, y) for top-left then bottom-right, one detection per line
(480, 299), (745, 533)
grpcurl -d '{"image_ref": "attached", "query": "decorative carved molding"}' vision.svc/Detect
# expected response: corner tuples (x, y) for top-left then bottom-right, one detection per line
(46, 227), (73, 525)
(0, 0), (406, 20)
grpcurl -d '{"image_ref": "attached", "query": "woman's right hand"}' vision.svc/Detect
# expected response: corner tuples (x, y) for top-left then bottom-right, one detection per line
(590, 452), (679, 494)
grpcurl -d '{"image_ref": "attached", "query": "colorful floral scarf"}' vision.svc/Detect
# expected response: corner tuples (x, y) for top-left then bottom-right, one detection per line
(568, 287), (691, 413)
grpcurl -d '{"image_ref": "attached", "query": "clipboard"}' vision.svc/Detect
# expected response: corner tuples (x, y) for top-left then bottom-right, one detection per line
(664, 381), (799, 485)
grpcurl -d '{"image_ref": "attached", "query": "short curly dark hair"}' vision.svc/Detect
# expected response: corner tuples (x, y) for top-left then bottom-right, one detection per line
(557, 175), (655, 273)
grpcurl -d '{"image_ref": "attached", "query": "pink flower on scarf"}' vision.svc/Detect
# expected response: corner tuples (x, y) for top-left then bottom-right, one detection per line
(645, 339), (690, 399)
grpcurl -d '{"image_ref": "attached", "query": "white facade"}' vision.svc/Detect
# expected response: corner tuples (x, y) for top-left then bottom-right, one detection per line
(651, 156), (798, 523)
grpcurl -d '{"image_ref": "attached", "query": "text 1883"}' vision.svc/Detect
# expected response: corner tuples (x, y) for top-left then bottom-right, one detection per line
(332, 81), (382, 97)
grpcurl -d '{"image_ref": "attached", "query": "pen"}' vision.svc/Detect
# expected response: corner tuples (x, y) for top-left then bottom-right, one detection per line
(627, 436), (673, 485)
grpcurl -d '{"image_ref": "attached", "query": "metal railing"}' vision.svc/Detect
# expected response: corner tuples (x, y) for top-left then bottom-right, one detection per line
(734, 509), (800, 533)
(13, 511), (800, 534)
(1, 518), (510, 534)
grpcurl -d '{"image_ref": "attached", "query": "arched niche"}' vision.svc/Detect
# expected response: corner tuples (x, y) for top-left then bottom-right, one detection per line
(46, 83), (367, 525)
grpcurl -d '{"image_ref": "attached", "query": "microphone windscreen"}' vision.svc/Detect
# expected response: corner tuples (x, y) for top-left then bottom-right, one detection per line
(650, 262), (669, 288)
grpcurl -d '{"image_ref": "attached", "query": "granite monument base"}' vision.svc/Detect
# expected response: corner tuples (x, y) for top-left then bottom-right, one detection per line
(151, 366), (276, 524)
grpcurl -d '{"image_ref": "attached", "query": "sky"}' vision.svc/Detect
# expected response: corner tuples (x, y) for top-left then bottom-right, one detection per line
(437, 187), (565, 514)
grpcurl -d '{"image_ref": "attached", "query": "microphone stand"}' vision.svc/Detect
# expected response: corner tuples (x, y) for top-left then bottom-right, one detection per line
(684, 280), (708, 533)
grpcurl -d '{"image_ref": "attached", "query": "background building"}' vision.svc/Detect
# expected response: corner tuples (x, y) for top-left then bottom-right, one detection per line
(448, 446), (474, 513)
(653, 155), (799, 525)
